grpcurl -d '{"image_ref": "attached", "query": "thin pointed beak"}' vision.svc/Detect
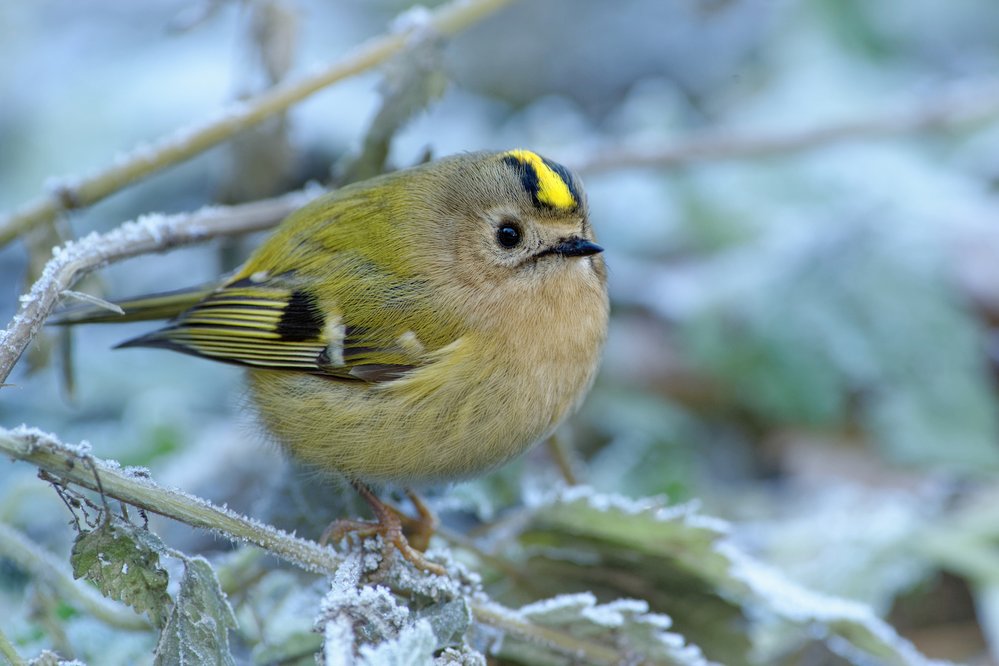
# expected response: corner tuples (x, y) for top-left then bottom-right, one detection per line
(549, 237), (604, 258)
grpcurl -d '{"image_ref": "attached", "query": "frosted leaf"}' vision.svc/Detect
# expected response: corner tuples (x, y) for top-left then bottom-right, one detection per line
(70, 518), (171, 627)
(720, 543), (950, 666)
(316, 552), (411, 660)
(518, 486), (945, 665)
(581, 598), (654, 628)
(501, 591), (709, 666)
(434, 645), (487, 666)
(520, 592), (598, 624)
(154, 557), (238, 666)
(356, 620), (438, 666)
(413, 599), (472, 649)
(317, 548), (480, 663)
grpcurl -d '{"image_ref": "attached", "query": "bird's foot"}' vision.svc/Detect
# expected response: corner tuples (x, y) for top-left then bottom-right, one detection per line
(320, 483), (446, 576)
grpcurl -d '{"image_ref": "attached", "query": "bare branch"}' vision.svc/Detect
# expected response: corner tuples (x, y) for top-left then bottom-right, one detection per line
(571, 81), (999, 173)
(0, 189), (318, 384)
(0, 0), (518, 248)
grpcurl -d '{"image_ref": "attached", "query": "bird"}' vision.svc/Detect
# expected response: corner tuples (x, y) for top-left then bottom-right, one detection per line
(55, 149), (609, 574)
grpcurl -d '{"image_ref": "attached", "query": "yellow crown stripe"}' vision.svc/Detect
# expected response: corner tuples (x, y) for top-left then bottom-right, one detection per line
(503, 149), (578, 210)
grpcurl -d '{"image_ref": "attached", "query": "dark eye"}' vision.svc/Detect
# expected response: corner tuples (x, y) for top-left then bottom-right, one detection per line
(496, 222), (522, 249)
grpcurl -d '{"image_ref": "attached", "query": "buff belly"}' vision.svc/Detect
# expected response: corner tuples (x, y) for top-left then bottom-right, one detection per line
(245, 363), (581, 485)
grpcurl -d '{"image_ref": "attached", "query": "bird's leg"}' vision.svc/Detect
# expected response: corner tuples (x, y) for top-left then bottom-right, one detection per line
(396, 489), (438, 552)
(320, 481), (446, 576)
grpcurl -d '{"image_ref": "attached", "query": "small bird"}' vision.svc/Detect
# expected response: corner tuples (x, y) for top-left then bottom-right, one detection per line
(57, 150), (609, 573)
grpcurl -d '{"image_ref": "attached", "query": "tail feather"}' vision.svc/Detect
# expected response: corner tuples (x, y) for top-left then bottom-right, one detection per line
(48, 284), (218, 325)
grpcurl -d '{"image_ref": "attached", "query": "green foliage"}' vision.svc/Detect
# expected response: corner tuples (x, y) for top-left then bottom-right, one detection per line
(682, 220), (999, 469)
(154, 557), (237, 666)
(70, 518), (171, 627)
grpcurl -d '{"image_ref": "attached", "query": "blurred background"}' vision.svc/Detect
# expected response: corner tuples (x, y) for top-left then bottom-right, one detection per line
(4, 0), (999, 663)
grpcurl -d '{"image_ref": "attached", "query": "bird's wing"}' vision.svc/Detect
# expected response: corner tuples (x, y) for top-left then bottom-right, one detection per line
(117, 273), (426, 382)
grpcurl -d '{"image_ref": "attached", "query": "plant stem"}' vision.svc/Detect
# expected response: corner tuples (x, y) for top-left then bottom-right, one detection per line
(0, 427), (342, 575)
(0, 624), (27, 666)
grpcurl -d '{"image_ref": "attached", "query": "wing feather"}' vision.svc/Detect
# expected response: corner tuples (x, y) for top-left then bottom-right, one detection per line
(116, 273), (426, 381)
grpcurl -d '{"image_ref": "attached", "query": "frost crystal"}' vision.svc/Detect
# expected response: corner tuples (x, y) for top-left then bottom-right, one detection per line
(391, 5), (433, 34)
(316, 551), (411, 661)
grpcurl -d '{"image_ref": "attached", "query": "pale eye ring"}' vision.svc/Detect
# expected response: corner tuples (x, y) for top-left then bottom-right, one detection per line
(496, 221), (522, 249)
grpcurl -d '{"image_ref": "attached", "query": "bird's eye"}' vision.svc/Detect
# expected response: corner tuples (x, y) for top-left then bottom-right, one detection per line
(496, 222), (522, 249)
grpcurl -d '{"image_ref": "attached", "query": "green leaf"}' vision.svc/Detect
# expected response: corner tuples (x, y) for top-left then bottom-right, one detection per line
(70, 519), (171, 626)
(154, 557), (238, 666)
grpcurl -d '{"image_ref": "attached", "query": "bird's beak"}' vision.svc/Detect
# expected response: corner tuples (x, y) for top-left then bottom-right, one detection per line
(549, 237), (604, 258)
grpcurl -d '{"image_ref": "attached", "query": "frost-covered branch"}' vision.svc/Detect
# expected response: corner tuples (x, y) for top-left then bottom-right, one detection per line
(0, 189), (318, 384)
(0, 0), (517, 248)
(571, 80), (999, 173)
(0, 426), (343, 573)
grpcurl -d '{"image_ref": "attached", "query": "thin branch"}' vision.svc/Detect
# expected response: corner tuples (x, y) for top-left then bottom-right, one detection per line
(0, 426), (668, 665)
(0, 0), (518, 248)
(0, 624), (27, 666)
(0, 426), (342, 574)
(0, 522), (151, 631)
(571, 81), (999, 174)
(0, 188), (318, 384)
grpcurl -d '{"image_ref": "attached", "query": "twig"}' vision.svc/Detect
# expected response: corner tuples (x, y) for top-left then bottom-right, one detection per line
(545, 434), (581, 486)
(0, 426), (670, 665)
(0, 522), (151, 631)
(0, 624), (27, 666)
(0, 0), (517, 248)
(0, 426), (342, 574)
(571, 81), (999, 173)
(0, 189), (318, 384)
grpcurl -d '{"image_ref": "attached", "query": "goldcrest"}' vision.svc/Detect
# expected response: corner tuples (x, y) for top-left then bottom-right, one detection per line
(78, 150), (609, 486)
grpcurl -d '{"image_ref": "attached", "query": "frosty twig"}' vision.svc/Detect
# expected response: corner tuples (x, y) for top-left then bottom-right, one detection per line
(0, 427), (343, 574)
(0, 0), (517, 248)
(0, 190), (317, 384)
